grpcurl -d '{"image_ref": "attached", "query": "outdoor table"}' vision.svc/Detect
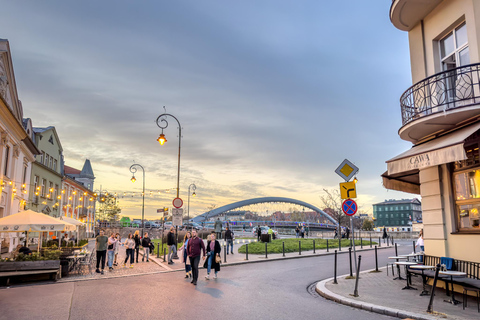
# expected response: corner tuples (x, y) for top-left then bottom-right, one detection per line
(403, 253), (423, 262)
(389, 256), (408, 280)
(409, 265), (435, 296)
(439, 270), (466, 305)
(396, 261), (418, 290)
(65, 255), (83, 272)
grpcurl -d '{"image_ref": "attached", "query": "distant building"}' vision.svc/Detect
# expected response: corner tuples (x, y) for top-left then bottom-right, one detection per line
(373, 199), (422, 231)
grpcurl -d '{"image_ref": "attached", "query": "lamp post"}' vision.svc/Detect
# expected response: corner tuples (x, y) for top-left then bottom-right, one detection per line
(130, 163), (145, 235)
(187, 183), (196, 224)
(155, 112), (182, 199)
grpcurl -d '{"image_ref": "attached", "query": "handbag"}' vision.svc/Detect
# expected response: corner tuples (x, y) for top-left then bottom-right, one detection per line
(186, 257), (191, 266)
(215, 254), (221, 264)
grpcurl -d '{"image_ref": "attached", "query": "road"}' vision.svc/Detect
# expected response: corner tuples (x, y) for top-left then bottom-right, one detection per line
(0, 242), (412, 320)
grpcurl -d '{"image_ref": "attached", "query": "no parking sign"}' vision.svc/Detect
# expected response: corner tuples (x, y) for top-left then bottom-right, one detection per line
(342, 199), (357, 216)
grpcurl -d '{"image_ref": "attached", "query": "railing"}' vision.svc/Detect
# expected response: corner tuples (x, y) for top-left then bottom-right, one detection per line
(400, 63), (480, 126)
(424, 255), (480, 279)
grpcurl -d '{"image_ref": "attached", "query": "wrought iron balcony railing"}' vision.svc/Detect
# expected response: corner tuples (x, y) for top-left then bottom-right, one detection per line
(400, 63), (480, 126)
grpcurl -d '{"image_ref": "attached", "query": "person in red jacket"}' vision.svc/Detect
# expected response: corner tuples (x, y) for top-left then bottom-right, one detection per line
(187, 229), (205, 286)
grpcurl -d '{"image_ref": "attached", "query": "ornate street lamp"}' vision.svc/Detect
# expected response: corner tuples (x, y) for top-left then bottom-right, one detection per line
(130, 163), (145, 235)
(187, 183), (197, 225)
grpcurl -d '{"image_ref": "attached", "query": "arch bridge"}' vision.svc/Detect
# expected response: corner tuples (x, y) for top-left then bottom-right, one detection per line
(192, 196), (338, 225)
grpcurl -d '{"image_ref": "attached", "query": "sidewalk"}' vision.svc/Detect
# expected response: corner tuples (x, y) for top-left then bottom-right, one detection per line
(316, 267), (479, 320)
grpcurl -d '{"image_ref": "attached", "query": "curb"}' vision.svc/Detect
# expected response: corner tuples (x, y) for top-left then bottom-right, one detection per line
(315, 269), (438, 320)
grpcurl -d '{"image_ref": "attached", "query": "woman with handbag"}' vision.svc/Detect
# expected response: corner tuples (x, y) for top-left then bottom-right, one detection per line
(123, 233), (135, 268)
(179, 231), (192, 278)
(203, 232), (221, 280)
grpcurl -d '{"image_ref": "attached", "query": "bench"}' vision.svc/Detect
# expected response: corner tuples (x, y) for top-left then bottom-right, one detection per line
(0, 260), (61, 286)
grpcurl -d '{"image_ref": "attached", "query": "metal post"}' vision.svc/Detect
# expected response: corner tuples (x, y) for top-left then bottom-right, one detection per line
(350, 217), (358, 283)
(395, 243), (398, 257)
(173, 226), (179, 259)
(413, 241), (416, 253)
(353, 255), (362, 297)
(348, 247), (353, 277)
(224, 244), (227, 263)
(157, 242), (160, 258)
(339, 237), (341, 251)
(361, 238), (363, 249)
(245, 243), (248, 261)
(375, 246), (378, 272)
(387, 236), (390, 246)
(265, 241), (268, 259)
(391, 236), (394, 245)
(333, 250), (338, 284)
(427, 264), (441, 313)
(370, 234), (372, 248)
(326, 239), (329, 252)
(282, 241), (285, 257)
(163, 248), (166, 263)
(299, 241), (301, 255)
(313, 240), (316, 254)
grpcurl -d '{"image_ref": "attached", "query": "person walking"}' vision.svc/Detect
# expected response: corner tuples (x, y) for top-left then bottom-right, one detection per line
(214, 218), (222, 240)
(179, 231), (192, 278)
(256, 225), (262, 241)
(334, 227), (338, 239)
(167, 227), (176, 265)
(295, 225), (300, 238)
(345, 227), (350, 240)
(203, 232), (221, 280)
(123, 233), (135, 268)
(415, 229), (424, 262)
(300, 226), (305, 238)
(114, 233), (121, 266)
(141, 232), (151, 262)
(225, 226), (234, 254)
(382, 226), (388, 239)
(187, 229), (205, 285)
(305, 225), (309, 238)
(95, 229), (108, 275)
(134, 230), (141, 263)
(107, 233), (118, 271)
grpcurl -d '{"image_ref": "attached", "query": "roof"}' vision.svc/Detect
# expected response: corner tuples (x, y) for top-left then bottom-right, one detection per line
(373, 198), (421, 206)
(80, 159), (94, 179)
(32, 126), (55, 134)
(64, 165), (81, 175)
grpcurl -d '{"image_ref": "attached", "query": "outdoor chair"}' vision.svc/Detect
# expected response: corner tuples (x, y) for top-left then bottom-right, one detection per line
(78, 252), (94, 276)
(386, 262), (395, 276)
(463, 286), (480, 312)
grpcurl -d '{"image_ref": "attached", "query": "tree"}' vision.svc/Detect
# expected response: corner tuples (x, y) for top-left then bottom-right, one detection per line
(362, 219), (374, 231)
(319, 188), (347, 227)
(97, 193), (121, 222)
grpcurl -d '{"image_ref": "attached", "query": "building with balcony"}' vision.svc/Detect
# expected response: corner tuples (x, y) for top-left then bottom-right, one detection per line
(373, 198), (422, 232)
(384, 0), (480, 263)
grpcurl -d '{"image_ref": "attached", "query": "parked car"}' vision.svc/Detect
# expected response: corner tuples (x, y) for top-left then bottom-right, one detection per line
(163, 221), (173, 230)
(181, 222), (203, 231)
(252, 226), (279, 238)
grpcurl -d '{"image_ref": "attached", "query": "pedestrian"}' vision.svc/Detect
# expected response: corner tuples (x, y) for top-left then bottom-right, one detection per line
(114, 233), (121, 266)
(123, 233), (135, 268)
(203, 232), (221, 280)
(256, 225), (262, 241)
(214, 218), (222, 240)
(187, 229), (206, 285)
(225, 226), (234, 254)
(141, 232), (151, 262)
(107, 232), (118, 271)
(305, 225), (309, 238)
(334, 227), (338, 239)
(95, 229), (108, 275)
(134, 230), (141, 263)
(415, 229), (424, 262)
(242, 224), (246, 232)
(346, 227), (350, 240)
(382, 226), (388, 239)
(167, 227), (176, 264)
(295, 225), (300, 238)
(179, 231), (192, 278)
(300, 226), (305, 238)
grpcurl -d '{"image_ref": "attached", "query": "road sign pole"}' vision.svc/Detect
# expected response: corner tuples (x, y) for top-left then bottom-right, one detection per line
(350, 216), (358, 280)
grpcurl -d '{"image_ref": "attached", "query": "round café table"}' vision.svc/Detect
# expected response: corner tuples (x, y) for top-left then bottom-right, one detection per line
(409, 265), (435, 296)
(389, 256), (408, 280)
(395, 261), (418, 290)
(439, 270), (466, 305)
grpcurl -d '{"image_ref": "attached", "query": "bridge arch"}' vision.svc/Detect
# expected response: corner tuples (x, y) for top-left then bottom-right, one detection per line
(194, 197), (337, 225)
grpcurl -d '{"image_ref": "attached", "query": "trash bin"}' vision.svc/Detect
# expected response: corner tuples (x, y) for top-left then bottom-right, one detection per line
(261, 234), (270, 243)
(60, 259), (69, 277)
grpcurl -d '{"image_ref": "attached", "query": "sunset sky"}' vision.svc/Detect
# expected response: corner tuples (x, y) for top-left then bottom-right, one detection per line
(0, 1), (415, 220)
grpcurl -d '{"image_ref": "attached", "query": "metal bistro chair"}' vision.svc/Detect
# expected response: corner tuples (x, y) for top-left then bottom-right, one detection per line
(463, 287), (480, 313)
(387, 262), (395, 277)
(78, 252), (95, 276)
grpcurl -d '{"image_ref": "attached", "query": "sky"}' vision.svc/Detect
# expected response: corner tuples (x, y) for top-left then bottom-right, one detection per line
(0, 0), (416, 220)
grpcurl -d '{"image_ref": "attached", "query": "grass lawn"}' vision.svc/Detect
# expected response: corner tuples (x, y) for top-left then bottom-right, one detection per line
(150, 239), (184, 253)
(238, 238), (377, 254)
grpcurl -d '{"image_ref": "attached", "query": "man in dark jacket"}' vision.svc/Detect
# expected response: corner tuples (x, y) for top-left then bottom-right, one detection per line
(141, 232), (151, 262)
(214, 218), (223, 240)
(225, 226), (234, 254)
(167, 227), (176, 264)
(187, 229), (205, 285)
(257, 225), (262, 241)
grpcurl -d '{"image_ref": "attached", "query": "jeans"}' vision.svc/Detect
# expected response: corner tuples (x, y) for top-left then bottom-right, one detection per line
(189, 256), (200, 282)
(207, 251), (214, 274)
(216, 232), (222, 240)
(143, 247), (149, 261)
(135, 246), (140, 262)
(419, 245), (424, 262)
(296, 232), (299, 238)
(168, 245), (177, 263)
(124, 248), (134, 264)
(184, 250), (191, 273)
(107, 250), (115, 268)
(226, 239), (233, 254)
(96, 250), (106, 270)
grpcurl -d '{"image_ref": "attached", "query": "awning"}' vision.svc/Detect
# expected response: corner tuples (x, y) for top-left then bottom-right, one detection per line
(58, 216), (85, 226)
(386, 123), (480, 175)
(381, 169), (420, 194)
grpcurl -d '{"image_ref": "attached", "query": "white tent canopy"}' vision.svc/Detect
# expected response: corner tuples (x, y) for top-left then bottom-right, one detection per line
(0, 210), (76, 232)
(57, 216), (85, 226)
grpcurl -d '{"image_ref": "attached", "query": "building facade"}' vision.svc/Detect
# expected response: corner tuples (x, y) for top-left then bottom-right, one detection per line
(384, 0), (480, 262)
(28, 126), (63, 217)
(0, 39), (39, 253)
(373, 199), (422, 231)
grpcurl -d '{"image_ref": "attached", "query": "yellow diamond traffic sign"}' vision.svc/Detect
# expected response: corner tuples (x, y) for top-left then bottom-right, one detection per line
(340, 181), (357, 199)
(335, 159), (359, 181)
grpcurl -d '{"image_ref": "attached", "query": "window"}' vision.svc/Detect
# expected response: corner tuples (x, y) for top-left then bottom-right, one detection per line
(54, 184), (59, 203)
(49, 157), (53, 169)
(39, 151), (45, 164)
(41, 179), (46, 197)
(22, 165), (27, 185)
(53, 159), (57, 172)
(453, 164), (480, 231)
(34, 176), (39, 194)
(440, 22), (469, 70)
(49, 182), (53, 199)
(3, 145), (9, 177)
(44, 154), (49, 166)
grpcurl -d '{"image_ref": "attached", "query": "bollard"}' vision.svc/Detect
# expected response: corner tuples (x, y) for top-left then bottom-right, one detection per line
(339, 238), (342, 251)
(163, 248), (166, 263)
(361, 238), (363, 249)
(391, 236), (394, 245)
(379, 237), (381, 247)
(427, 264), (441, 313)
(157, 243), (160, 258)
(413, 241), (416, 253)
(375, 246), (379, 272)
(224, 245), (227, 263)
(326, 239), (329, 252)
(370, 235), (372, 248)
(299, 241), (301, 255)
(313, 240), (316, 254)
(333, 250), (338, 284)
(387, 236), (390, 246)
(282, 241), (285, 257)
(395, 243), (398, 257)
(353, 255), (362, 297)
(245, 244), (249, 261)
(265, 241), (268, 259)
(348, 247), (353, 277)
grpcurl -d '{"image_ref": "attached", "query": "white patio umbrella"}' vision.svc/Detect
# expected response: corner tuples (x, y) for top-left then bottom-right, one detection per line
(57, 216), (85, 246)
(0, 210), (76, 251)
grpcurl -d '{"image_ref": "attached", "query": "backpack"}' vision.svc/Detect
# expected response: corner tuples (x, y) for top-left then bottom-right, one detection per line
(149, 242), (155, 252)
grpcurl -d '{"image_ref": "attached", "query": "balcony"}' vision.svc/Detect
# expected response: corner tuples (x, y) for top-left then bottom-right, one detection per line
(390, 0), (442, 31)
(399, 63), (480, 143)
